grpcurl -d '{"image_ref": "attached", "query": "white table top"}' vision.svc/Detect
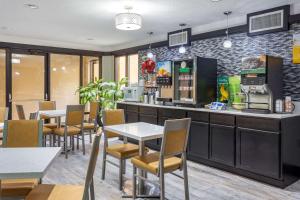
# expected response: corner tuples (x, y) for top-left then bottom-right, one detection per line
(104, 122), (164, 141)
(38, 109), (66, 118)
(0, 147), (61, 179)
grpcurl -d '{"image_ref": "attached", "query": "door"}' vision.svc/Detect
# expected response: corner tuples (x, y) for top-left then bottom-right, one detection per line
(236, 127), (281, 179)
(187, 121), (209, 161)
(210, 124), (235, 166)
(10, 53), (46, 119)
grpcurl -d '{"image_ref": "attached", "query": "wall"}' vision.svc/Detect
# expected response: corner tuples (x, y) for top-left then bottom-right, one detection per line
(102, 55), (115, 81)
(138, 23), (300, 101)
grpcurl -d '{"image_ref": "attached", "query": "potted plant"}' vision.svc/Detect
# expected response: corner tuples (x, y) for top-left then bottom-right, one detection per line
(76, 77), (128, 125)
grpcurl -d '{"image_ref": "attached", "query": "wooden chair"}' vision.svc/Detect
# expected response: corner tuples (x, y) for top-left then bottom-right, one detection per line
(53, 105), (85, 159)
(16, 104), (26, 120)
(102, 109), (140, 191)
(29, 112), (53, 146)
(1, 120), (44, 198)
(131, 118), (191, 200)
(0, 107), (9, 142)
(38, 101), (58, 129)
(17, 105), (53, 145)
(25, 133), (101, 200)
(81, 102), (100, 143)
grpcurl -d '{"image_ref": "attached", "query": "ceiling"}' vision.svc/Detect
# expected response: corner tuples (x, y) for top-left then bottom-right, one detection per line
(0, 0), (299, 52)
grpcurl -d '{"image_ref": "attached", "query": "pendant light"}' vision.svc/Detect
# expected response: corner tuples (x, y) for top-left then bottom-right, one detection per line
(178, 23), (187, 54)
(115, 6), (142, 31)
(223, 11), (232, 49)
(147, 32), (154, 59)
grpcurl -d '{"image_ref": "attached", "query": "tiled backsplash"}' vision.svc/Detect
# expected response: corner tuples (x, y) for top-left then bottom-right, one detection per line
(138, 23), (300, 101)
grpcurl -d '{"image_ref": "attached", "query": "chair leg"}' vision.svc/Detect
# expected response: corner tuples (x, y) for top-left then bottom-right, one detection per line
(64, 135), (68, 159)
(160, 172), (165, 200)
(133, 166), (137, 199)
(82, 132), (85, 155)
(119, 159), (123, 191)
(89, 130), (92, 143)
(43, 135), (46, 147)
(90, 178), (95, 200)
(122, 160), (126, 174)
(183, 156), (190, 200)
(72, 136), (75, 151)
(101, 150), (107, 180)
(77, 135), (80, 150)
(50, 134), (53, 147)
(58, 136), (61, 147)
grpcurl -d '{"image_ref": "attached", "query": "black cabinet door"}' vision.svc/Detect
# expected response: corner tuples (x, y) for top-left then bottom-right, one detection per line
(210, 124), (235, 166)
(126, 112), (139, 123)
(139, 114), (160, 150)
(187, 121), (209, 161)
(236, 127), (281, 179)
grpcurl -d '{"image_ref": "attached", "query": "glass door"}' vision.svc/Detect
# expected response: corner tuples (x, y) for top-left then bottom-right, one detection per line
(0, 49), (6, 108)
(11, 53), (46, 119)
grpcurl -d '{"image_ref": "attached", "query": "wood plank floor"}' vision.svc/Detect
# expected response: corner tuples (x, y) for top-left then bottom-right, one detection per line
(43, 139), (300, 200)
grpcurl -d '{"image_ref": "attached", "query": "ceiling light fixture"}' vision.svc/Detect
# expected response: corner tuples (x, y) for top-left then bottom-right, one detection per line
(147, 32), (154, 59)
(115, 6), (142, 31)
(178, 23), (187, 54)
(211, 0), (222, 2)
(24, 3), (39, 9)
(223, 11), (232, 49)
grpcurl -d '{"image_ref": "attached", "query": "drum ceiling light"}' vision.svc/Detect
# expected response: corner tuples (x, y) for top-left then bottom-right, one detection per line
(115, 6), (142, 31)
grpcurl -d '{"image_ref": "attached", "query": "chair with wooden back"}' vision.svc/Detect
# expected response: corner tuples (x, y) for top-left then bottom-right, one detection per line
(25, 134), (101, 200)
(1, 120), (43, 198)
(102, 109), (140, 191)
(29, 112), (53, 146)
(81, 102), (100, 143)
(38, 101), (57, 129)
(53, 105), (85, 159)
(0, 107), (9, 142)
(16, 104), (26, 120)
(131, 118), (191, 200)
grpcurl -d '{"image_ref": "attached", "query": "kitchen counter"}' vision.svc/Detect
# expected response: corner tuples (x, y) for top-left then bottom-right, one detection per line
(117, 101), (300, 188)
(118, 101), (300, 119)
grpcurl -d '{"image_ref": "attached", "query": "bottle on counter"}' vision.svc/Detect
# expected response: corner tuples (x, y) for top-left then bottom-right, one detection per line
(284, 96), (295, 113)
(143, 92), (148, 104)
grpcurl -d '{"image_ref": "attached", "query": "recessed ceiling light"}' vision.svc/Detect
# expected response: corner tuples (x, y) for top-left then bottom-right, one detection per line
(52, 68), (57, 72)
(211, 0), (222, 2)
(24, 3), (39, 9)
(15, 72), (21, 76)
(61, 66), (66, 71)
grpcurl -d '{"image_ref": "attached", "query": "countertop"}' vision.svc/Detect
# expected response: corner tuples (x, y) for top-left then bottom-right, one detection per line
(118, 101), (300, 119)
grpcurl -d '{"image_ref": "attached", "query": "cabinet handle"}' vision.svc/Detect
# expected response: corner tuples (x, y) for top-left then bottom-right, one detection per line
(237, 127), (280, 135)
(210, 123), (235, 129)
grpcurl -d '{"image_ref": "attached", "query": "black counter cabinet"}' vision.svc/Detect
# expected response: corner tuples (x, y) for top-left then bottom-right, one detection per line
(117, 102), (300, 188)
(187, 111), (210, 161)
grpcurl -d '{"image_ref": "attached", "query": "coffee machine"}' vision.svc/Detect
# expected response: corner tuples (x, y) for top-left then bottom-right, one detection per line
(241, 55), (283, 114)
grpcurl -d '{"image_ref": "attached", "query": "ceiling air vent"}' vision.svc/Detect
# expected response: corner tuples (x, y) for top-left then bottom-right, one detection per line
(168, 28), (191, 48)
(247, 5), (289, 36)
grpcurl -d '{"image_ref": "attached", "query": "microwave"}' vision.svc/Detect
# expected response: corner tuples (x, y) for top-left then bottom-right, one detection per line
(123, 86), (144, 102)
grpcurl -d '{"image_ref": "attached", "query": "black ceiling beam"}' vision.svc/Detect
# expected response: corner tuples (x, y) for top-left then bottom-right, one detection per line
(0, 41), (110, 56)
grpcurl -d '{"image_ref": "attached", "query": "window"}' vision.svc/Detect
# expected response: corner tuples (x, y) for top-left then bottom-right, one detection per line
(128, 54), (139, 85)
(115, 56), (126, 82)
(115, 54), (139, 85)
(0, 49), (5, 108)
(83, 56), (101, 85)
(50, 54), (80, 110)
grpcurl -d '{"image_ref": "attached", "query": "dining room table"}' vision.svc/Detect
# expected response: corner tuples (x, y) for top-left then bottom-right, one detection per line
(0, 147), (62, 198)
(38, 109), (66, 126)
(104, 122), (164, 198)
